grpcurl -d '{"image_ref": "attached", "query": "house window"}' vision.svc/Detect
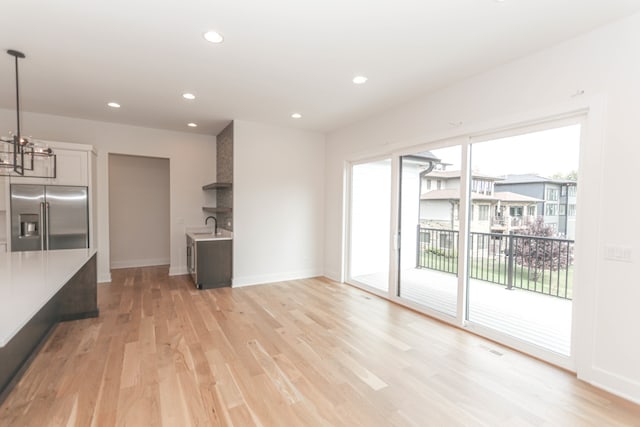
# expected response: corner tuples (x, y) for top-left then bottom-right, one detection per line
(426, 179), (432, 190)
(559, 205), (566, 215)
(510, 206), (523, 217)
(568, 186), (577, 196)
(527, 206), (535, 216)
(479, 205), (489, 221)
(546, 188), (559, 201)
(545, 203), (558, 216)
(472, 179), (493, 195)
(437, 179), (442, 190)
(561, 186), (567, 196)
(568, 204), (576, 216)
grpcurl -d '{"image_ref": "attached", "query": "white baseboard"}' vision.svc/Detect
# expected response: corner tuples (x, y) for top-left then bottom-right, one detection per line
(323, 269), (341, 282)
(169, 265), (188, 276)
(581, 367), (640, 405)
(110, 258), (170, 269)
(98, 271), (112, 284)
(232, 269), (323, 288)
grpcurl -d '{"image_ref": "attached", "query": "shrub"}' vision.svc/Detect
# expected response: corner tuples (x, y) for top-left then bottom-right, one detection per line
(512, 217), (572, 280)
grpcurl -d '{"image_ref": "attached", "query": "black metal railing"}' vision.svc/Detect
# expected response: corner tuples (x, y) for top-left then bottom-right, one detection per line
(417, 227), (459, 274)
(417, 227), (574, 299)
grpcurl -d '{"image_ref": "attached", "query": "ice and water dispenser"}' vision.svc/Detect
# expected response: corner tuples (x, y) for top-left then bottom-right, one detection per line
(19, 213), (39, 238)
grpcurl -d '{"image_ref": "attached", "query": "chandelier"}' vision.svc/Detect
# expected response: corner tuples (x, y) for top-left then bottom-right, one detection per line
(1, 49), (56, 177)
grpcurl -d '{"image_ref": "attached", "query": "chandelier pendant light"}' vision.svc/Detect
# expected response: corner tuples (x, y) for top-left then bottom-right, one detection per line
(1, 49), (56, 177)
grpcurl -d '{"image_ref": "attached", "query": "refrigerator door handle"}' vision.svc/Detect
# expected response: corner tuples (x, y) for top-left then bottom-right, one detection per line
(39, 202), (45, 250)
(45, 202), (50, 250)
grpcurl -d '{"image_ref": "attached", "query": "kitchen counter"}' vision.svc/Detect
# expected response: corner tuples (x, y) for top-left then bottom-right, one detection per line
(0, 248), (97, 347)
(186, 228), (233, 242)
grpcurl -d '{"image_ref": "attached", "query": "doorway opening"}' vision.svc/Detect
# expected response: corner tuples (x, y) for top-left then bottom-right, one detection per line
(108, 154), (170, 269)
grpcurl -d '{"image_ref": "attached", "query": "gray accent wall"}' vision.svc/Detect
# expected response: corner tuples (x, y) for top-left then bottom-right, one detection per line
(217, 122), (234, 231)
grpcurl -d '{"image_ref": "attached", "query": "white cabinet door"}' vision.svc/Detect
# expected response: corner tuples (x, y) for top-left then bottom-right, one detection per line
(0, 177), (6, 210)
(50, 149), (88, 186)
(9, 145), (90, 186)
(0, 177), (6, 250)
(7, 154), (55, 184)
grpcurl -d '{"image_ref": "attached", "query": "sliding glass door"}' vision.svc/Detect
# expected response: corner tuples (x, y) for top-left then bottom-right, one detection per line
(397, 146), (462, 317)
(466, 124), (581, 357)
(346, 118), (582, 367)
(348, 158), (392, 292)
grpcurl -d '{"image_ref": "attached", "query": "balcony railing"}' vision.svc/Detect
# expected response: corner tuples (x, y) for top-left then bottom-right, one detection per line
(417, 227), (574, 299)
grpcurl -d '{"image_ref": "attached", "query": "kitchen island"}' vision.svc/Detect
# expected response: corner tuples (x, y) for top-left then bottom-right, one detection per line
(0, 249), (98, 402)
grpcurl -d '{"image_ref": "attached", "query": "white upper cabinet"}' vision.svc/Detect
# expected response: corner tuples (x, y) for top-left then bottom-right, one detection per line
(50, 149), (89, 186)
(9, 141), (92, 186)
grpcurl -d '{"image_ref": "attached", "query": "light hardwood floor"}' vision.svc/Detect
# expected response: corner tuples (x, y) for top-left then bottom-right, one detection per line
(1, 266), (639, 426)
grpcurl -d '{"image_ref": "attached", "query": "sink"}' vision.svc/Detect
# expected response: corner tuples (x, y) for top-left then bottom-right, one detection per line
(189, 229), (233, 241)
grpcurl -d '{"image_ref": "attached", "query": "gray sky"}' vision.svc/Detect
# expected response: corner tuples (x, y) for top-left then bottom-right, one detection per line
(431, 124), (581, 178)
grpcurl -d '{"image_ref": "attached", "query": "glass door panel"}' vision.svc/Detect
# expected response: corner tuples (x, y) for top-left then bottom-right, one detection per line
(348, 159), (392, 292)
(398, 146), (461, 317)
(467, 124), (580, 356)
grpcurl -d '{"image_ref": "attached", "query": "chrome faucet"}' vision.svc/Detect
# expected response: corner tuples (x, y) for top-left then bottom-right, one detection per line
(205, 216), (218, 234)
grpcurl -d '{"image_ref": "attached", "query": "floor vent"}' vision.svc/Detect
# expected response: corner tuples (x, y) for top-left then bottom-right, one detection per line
(480, 344), (504, 357)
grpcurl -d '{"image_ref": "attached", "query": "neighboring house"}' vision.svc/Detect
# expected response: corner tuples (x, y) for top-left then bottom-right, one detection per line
(420, 169), (541, 233)
(494, 174), (577, 239)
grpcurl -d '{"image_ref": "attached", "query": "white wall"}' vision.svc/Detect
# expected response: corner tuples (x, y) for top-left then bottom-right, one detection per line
(0, 109), (216, 282)
(108, 154), (170, 269)
(233, 120), (325, 286)
(420, 200), (454, 223)
(325, 13), (640, 403)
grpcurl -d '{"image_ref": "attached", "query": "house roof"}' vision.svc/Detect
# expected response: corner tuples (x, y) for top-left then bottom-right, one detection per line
(425, 170), (502, 180)
(495, 174), (576, 185)
(421, 189), (541, 203)
(493, 191), (542, 203)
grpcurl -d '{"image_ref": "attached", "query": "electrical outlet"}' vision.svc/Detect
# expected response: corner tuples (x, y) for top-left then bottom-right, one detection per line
(604, 245), (632, 262)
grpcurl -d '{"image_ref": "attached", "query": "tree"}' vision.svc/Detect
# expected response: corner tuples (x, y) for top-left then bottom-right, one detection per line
(511, 217), (573, 280)
(550, 170), (577, 181)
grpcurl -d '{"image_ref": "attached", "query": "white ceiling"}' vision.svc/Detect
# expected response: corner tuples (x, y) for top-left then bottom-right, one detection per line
(1, 0), (639, 136)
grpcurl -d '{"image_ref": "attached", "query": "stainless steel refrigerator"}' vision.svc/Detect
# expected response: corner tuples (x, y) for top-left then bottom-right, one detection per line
(10, 184), (89, 251)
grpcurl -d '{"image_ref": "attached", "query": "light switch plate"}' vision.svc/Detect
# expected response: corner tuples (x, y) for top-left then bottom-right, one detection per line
(604, 245), (632, 262)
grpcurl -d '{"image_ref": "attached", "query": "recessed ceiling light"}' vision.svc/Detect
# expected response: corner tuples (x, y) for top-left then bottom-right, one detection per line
(187, 123), (198, 127)
(107, 102), (120, 108)
(204, 31), (224, 43)
(183, 93), (196, 100)
(291, 113), (302, 119)
(353, 76), (368, 85)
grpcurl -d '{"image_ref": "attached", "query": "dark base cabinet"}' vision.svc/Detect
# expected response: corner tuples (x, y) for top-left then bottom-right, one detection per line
(0, 254), (98, 403)
(187, 236), (232, 289)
